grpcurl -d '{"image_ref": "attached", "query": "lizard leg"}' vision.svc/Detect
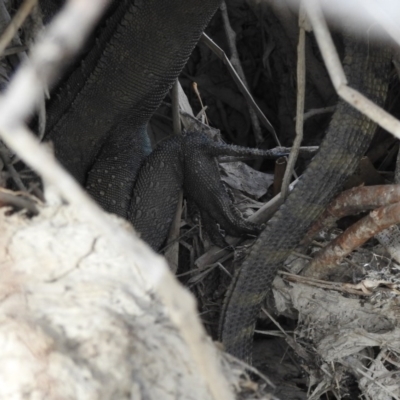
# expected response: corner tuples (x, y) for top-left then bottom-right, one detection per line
(128, 131), (276, 251)
(128, 135), (184, 251)
(85, 122), (151, 218)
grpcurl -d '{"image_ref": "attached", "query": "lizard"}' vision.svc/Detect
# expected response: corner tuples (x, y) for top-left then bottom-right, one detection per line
(219, 30), (393, 363)
(37, 0), (286, 250)
(38, 1), (392, 365)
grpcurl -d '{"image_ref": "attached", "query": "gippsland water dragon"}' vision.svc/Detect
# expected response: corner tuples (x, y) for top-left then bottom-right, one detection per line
(38, 1), (392, 363)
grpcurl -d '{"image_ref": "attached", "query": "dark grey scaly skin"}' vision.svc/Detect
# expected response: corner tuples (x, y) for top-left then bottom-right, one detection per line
(44, 0), (220, 206)
(219, 34), (392, 363)
(41, 0), (283, 250)
(41, 0), (234, 241)
(130, 131), (281, 250)
(183, 132), (266, 237)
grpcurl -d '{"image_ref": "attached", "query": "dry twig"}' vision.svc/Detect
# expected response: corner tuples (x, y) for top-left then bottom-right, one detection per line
(305, 201), (400, 278)
(304, 185), (400, 244)
(200, 33), (278, 144)
(0, 0), (37, 56)
(280, 3), (308, 199)
(220, 1), (263, 143)
(0, 188), (38, 214)
(304, 0), (400, 139)
(165, 80), (185, 272)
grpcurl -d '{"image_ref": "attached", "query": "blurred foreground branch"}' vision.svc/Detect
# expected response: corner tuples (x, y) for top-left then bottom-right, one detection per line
(0, 1), (233, 398)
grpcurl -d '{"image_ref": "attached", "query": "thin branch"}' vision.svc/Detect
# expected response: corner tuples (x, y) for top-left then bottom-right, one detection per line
(304, 0), (347, 89)
(305, 201), (400, 278)
(0, 44), (27, 58)
(0, 145), (27, 191)
(220, 1), (263, 143)
(273, 157), (287, 196)
(304, 0), (400, 139)
(279, 271), (379, 296)
(303, 106), (335, 121)
(304, 185), (400, 244)
(192, 82), (209, 125)
(201, 33), (279, 145)
(0, 0), (37, 56)
(281, 3), (307, 200)
(165, 80), (183, 272)
(172, 80), (182, 135)
(0, 189), (38, 215)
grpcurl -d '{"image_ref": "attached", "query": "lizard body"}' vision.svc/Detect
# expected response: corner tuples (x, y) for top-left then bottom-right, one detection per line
(40, 0), (280, 250)
(219, 32), (392, 362)
(39, 2), (392, 363)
